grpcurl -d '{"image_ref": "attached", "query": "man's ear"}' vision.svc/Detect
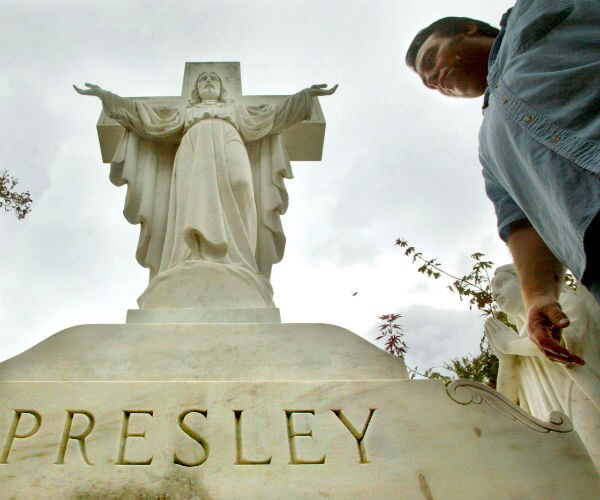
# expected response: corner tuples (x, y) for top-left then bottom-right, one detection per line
(464, 21), (478, 36)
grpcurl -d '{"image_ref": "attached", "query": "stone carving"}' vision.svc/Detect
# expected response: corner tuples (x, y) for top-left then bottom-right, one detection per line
(75, 67), (336, 310)
(485, 264), (600, 466)
(446, 380), (572, 433)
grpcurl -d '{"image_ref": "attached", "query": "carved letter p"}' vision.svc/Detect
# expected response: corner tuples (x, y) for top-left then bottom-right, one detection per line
(1, 410), (42, 464)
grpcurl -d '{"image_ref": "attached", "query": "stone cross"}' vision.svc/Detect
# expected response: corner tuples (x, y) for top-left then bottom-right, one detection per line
(96, 62), (326, 165)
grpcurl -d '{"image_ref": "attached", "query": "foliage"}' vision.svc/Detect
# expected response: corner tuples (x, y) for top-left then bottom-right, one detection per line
(0, 170), (32, 220)
(563, 271), (578, 291)
(375, 313), (467, 384)
(413, 367), (453, 384)
(443, 338), (499, 389)
(374, 239), (504, 388)
(379, 238), (577, 388)
(395, 238), (513, 329)
(376, 313), (407, 358)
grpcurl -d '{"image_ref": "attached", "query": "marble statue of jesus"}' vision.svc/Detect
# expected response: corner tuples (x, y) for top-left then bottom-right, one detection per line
(75, 69), (336, 311)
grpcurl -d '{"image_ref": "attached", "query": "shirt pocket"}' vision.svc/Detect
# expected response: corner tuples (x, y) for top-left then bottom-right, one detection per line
(511, 0), (574, 54)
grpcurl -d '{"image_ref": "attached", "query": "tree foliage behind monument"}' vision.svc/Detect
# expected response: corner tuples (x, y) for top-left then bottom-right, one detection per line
(378, 238), (579, 388)
(0, 170), (32, 220)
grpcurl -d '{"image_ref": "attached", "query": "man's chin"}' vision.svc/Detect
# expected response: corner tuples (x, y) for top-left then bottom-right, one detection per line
(440, 86), (485, 99)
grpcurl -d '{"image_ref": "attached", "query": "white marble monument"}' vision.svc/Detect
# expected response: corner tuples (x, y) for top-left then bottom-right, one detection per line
(0, 64), (599, 498)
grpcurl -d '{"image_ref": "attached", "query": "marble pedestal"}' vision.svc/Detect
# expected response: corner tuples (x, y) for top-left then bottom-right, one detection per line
(1, 322), (599, 499)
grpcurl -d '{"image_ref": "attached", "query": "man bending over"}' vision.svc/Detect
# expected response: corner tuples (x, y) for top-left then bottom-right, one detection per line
(406, 1), (599, 365)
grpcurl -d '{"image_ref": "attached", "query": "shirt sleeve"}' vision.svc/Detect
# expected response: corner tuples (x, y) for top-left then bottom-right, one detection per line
(481, 161), (528, 242)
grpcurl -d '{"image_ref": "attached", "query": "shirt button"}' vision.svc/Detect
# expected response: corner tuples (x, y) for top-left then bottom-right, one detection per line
(502, 97), (509, 104)
(552, 136), (561, 142)
(494, 83), (500, 88)
(524, 115), (532, 123)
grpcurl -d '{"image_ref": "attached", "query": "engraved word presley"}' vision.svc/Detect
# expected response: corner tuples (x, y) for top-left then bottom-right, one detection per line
(1, 408), (376, 466)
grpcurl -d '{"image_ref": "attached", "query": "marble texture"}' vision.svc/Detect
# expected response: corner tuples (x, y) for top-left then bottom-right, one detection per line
(136, 261), (277, 310)
(0, 323), (409, 381)
(2, 321), (599, 498)
(125, 307), (281, 324)
(1, 379), (598, 499)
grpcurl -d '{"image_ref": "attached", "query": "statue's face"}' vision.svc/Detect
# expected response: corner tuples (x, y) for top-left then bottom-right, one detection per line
(492, 271), (524, 315)
(197, 72), (221, 101)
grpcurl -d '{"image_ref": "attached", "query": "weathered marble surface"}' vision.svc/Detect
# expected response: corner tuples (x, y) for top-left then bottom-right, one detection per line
(1, 379), (598, 499)
(0, 323), (409, 381)
(125, 306), (282, 324)
(2, 321), (599, 498)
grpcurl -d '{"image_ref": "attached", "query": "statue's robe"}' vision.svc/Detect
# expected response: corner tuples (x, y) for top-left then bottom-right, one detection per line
(485, 287), (600, 467)
(101, 91), (313, 282)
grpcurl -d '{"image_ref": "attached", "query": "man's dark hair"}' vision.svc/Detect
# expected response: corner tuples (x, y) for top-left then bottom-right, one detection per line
(405, 17), (499, 71)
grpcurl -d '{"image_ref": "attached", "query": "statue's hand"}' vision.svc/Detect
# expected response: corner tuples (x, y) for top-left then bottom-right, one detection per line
(526, 298), (584, 366)
(73, 82), (105, 97)
(307, 83), (338, 96)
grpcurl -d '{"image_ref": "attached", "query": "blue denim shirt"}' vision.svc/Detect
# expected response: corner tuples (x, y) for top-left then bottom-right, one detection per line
(479, 0), (600, 283)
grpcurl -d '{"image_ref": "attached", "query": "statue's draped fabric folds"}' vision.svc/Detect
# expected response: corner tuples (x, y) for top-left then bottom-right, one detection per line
(485, 263), (600, 468)
(106, 90), (313, 284)
(74, 65), (335, 310)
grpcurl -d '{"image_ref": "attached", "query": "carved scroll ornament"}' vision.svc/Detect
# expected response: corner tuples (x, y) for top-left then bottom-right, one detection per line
(446, 380), (573, 433)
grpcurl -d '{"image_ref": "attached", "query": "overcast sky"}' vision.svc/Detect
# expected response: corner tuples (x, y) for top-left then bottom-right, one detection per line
(0, 0), (513, 374)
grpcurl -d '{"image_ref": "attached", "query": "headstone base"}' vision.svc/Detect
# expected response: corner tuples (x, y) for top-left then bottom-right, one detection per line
(0, 322), (598, 499)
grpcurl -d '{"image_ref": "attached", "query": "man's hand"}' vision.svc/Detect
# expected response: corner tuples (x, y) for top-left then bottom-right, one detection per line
(507, 220), (585, 366)
(526, 297), (584, 365)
